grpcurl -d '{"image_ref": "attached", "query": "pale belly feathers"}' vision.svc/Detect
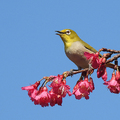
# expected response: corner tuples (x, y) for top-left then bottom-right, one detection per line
(65, 41), (94, 69)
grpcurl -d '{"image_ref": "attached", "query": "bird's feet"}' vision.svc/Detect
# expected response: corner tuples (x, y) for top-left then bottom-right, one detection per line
(88, 64), (93, 71)
(69, 69), (79, 77)
(88, 64), (94, 75)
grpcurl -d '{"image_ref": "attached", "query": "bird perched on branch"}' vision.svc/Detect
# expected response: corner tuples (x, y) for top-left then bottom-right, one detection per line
(56, 29), (114, 70)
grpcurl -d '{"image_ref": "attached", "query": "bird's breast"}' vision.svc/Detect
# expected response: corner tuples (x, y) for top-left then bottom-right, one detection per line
(65, 41), (92, 69)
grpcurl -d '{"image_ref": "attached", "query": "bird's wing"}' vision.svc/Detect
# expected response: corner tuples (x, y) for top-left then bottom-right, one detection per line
(79, 39), (115, 68)
(79, 39), (97, 53)
(79, 38), (102, 57)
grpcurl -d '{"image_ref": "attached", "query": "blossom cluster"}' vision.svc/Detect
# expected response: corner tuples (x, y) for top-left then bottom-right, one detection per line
(21, 51), (120, 107)
(84, 52), (120, 94)
(72, 76), (94, 100)
(104, 70), (120, 94)
(84, 52), (107, 81)
(21, 74), (94, 107)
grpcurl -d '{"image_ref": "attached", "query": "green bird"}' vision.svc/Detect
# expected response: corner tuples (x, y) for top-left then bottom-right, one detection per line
(56, 29), (114, 70)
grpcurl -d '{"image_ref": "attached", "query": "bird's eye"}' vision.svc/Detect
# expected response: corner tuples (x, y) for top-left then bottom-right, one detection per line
(66, 30), (71, 35)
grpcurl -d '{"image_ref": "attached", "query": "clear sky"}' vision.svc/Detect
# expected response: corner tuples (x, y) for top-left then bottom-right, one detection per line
(1, 0), (120, 120)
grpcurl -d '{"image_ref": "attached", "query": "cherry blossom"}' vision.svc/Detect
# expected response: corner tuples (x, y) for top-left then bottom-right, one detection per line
(84, 52), (100, 69)
(104, 72), (120, 94)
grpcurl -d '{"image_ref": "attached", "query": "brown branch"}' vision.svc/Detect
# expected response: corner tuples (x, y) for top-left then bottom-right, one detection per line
(66, 54), (120, 77)
(63, 48), (120, 78)
(67, 68), (89, 76)
(106, 54), (120, 63)
(99, 48), (120, 53)
(103, 52), (112, 59)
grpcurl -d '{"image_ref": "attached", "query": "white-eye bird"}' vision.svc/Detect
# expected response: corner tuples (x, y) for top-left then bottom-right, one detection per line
(56, 29), (114, 70)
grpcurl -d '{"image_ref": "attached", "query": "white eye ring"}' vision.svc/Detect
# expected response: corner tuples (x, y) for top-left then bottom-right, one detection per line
(66, 30), (71, 35)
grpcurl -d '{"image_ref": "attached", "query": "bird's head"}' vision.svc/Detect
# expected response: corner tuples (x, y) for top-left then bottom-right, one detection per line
(55, 29), (80, 44)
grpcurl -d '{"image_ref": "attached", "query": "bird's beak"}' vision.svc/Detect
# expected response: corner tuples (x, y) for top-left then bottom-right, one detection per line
(55, 31), (66, 35)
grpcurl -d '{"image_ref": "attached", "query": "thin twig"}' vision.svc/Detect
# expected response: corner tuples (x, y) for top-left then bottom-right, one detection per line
(106, 54), (120, 63)
(66, 68), (90, 77)
(99, 48), (120, 53)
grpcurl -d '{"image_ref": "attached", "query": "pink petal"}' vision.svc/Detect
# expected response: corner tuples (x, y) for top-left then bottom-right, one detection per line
(21, 86), (34, 90)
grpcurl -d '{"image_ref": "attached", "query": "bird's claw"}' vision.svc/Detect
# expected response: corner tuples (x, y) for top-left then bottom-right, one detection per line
(69, 69), (74, 77)
(69, 69), (79, 77)
(88, 64), (93, 71)
(88, 64), (94, 75)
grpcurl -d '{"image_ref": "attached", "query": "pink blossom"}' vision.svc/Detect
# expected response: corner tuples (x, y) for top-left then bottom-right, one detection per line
(50, 74), (63, 87)
(79, 77), (90, 93)
(72, 83), (82, 100)
(104, 72), (120, 94)
(21, 81), (40, 97)
(49, 89), (63, 106)
(116, 69), (120, 84)
(97, 64), (106, 78)
(99, 57), (106, 64)
(56, 95), (62, 106)
(21, 81), (40, 90)
(78, 77), (91, 99)
(96, 56), (108, 80)
(49, 75), (71, 97)
(84, 52), (100, 69)
(49, 89), (57, 106)
(30, 89), (39, 101)
(72, 76), (94, 100)
(102, 68), (107, 81)
(89, 77), (95, 92)
(34, 86), (51, 107)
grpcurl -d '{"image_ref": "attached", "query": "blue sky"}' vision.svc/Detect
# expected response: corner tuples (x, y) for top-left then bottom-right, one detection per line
(1, 0), (120, 120)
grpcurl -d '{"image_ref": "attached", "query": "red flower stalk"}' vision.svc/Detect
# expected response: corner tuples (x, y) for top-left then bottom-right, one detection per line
(89, 77), (95, 92)
(96, 56), (108, 81)
(97, 64), (106, 78)
(99, 57), (106, 64)
(116, 69), (120, 84)
(101, 68), (107, 81)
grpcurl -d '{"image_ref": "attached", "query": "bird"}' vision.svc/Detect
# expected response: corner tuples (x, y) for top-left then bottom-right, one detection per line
(55, 29), (114, 70)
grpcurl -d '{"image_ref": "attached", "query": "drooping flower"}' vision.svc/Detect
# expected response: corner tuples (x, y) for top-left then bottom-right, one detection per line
(79, 77), (90, 92)
(34, 86), (51, 107)
(30, 89), (39, 101)
(72, 82), (83, 100)
(49, 89), (57, 106)
(116, 69), (120, 84)
(49, 75), (71, 97)
(104, 72), (120, 94)
(49, 89), (62, 106)
(101, 68), (107, 81)
(21, 81), (40, 91)
(78, 77), (91, 99)
(72, 76), (95, 100)
(99, 57), (106, 64)
(21, 81), (40, 97)
(56, 80), (72, 97)
(89, 77), (95, 92)
(84, 52), (100, 69)
(49, 74), (63, 87)
(97, 64), (106, 78)
(56, 95), (62, 106)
